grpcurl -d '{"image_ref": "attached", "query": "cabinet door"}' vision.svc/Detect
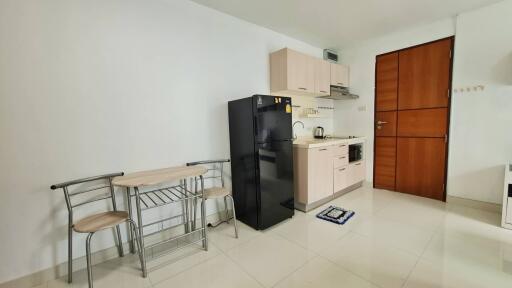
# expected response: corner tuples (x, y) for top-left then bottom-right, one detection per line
(287, 49), (315, 93)
(507, 198), (512, 224)
(330, 63), (349, 87)
(334, 166), (348, 193)
(398, 38), (452, 109)
(309, 147), (334, 203)
(315, 59), (331, 95)
(347, 161), (365, 187)
(333, 155), (349, 168)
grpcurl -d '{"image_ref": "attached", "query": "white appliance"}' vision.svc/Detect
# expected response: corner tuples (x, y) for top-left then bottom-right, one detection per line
(502, 163), (512, 229)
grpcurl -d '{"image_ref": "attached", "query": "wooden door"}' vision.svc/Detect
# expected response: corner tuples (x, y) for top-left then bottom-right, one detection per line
(374, 52), (398, 190)
(398, 39), (451, 109)
(315, 59), (331, 95)
(374, 37), (452, 201)
(396, 138), (447, 200)
(376, 53), (398, 111)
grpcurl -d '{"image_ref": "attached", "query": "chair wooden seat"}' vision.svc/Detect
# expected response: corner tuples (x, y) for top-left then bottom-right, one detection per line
(74, 211), (129, 233)
(204, 187), (230, 199)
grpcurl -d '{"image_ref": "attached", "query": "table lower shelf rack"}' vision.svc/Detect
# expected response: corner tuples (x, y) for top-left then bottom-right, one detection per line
(129, 183), (207, 267)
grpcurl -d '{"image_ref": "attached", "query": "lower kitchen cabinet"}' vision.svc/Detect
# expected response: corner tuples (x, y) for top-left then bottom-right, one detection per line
(307, 146), (334, 203)
(294, 140), (366, 212)
(347, 161), (365, 187)
(333, 166), (348, 193)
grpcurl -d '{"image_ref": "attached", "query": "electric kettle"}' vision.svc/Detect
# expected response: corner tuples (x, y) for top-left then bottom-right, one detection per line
(314, 126), (325, 139)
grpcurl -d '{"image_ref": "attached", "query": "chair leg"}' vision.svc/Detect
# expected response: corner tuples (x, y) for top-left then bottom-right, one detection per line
(223, 197), (230, 224)
(227, 195), (238, 238)
(114, 224), (124, 257)
(127, 220), (145, 277)
(192, 177), (198, 231)
(68, 225), (73, 283)
(85, 233), (95, 288)
(200, 198), (208, 250)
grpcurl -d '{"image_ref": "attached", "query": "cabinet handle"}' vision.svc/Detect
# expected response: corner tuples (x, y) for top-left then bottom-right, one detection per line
(298, 87), (307, 90)
(337, 82), (343, 85)
(355, 163), (362, 166)
(320, 90), (327, 93)
(319, 148), (328, 151)
(339, 156), (346, 159)
(339, 168), (346, 171)
(339, 145), (346, 147)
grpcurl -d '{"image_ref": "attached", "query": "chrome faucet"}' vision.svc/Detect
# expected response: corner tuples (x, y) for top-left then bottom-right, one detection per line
(292, 121), (305, 140)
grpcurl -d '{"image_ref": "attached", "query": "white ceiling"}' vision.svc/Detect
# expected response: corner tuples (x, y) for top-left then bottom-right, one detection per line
(189, 0), (502, 49)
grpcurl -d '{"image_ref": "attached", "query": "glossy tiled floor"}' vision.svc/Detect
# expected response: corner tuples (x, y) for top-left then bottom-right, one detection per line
(42, 185), (512, 288)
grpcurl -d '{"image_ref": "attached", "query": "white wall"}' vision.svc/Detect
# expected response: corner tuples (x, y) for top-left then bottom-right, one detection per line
(0, 0), (323, 283)
(334, 0), (512, 204)
(448, 0), (512, 203)
(333, 18), (456, 179)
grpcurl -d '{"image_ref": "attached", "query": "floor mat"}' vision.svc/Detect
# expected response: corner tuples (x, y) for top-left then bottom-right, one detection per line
(316, 205), (355, 225)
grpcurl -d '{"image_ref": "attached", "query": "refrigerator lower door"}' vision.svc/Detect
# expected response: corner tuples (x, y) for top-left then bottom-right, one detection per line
(257, 140), (294, 229)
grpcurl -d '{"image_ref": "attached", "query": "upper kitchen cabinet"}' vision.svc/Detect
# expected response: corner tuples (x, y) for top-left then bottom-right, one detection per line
(315, 58), (331, 95)
(270, 48), (315, 95)
(330, 63), (349, 87)
(270, 48), (344, 97)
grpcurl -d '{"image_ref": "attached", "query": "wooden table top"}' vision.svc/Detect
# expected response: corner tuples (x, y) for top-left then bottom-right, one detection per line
(112, 165), (207, 187)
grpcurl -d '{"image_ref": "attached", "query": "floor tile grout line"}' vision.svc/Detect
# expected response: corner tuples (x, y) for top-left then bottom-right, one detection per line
(343, 230), (425, 259)
(148, 241), (223, 287)
(400, 228), (438, 288)
(270, 255), (321, 288)
(318, 255), (386, 288)
(223, 232), (318, 288)
(221, 245), (268, 288)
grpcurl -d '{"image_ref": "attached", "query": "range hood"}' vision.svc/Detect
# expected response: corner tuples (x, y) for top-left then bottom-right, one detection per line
(319, 86), (359, 100)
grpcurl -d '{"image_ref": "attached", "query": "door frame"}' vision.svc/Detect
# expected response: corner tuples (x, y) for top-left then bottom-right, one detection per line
(372, 36), (455, 201)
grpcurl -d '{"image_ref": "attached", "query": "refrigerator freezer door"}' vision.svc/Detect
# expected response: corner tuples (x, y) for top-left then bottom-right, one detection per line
(257, 140), (294, 229)
(253, 95), (293, 143)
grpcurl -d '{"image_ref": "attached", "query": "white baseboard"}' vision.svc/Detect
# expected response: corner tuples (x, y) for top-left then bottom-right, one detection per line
(446, 195), (502, 213)
(0, 210), (228, 288)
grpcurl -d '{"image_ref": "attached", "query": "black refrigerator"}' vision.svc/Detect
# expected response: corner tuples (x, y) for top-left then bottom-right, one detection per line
(228, 95), (294, 230)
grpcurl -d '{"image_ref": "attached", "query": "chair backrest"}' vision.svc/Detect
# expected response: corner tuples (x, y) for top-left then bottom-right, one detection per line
(51, 172), (124, 224)
(186, 159), (230, 189)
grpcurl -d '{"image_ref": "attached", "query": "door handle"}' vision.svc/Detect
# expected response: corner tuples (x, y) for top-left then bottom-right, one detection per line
(376, 121), (388, 125)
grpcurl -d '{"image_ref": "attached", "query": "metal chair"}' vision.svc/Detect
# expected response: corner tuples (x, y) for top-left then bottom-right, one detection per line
(51, 173), (145, 288)
(186, 159), (238, 238)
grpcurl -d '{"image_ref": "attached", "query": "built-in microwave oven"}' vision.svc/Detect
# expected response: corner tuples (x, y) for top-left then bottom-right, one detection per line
(349, 143), (363, 163)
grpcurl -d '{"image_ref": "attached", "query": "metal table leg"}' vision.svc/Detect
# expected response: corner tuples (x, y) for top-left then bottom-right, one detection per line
(126, 187), (135, 254)
(183, 179), (190, 233)
(200, 175), (208, 251)
(134, 187), (147, 277)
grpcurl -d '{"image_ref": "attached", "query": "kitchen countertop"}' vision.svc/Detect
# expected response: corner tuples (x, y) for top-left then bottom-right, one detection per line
(293, 136), (365, 148)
